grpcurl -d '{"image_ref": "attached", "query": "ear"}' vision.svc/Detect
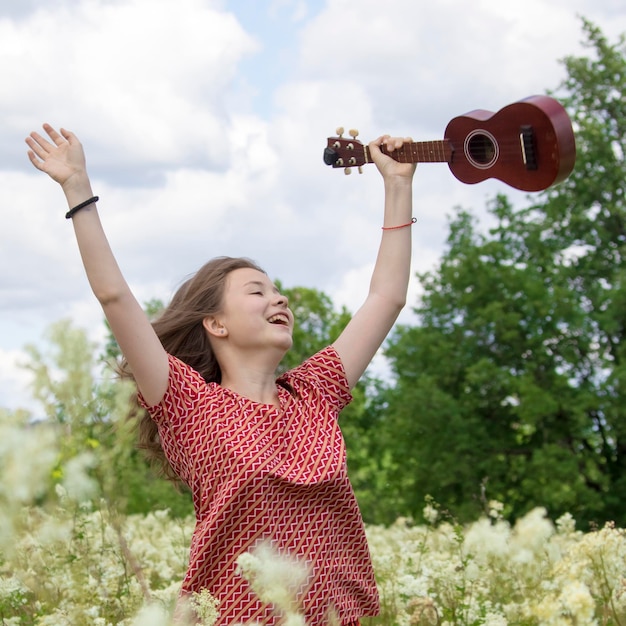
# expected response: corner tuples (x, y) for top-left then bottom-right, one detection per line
(202, 316), (228, 338)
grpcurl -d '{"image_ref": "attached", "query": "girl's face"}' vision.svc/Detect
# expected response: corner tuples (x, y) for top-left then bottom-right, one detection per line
(213, 267), (294, 352)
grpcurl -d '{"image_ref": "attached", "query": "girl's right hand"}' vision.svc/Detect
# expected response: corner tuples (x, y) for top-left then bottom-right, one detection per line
(26, 124), (89, 192)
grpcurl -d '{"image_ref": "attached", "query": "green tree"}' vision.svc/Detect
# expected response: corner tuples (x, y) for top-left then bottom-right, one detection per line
(379, 20), (626, 527)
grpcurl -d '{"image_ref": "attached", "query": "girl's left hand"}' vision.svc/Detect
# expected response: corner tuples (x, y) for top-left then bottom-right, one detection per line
(369, 135), (417, 181)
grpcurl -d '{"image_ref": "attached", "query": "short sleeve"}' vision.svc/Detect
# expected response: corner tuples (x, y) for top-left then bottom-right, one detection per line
(280, 345), (353, 413)
(137, 353), (208, 426)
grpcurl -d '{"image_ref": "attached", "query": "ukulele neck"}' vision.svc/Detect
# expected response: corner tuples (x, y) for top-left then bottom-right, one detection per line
(374, 139), (453, 164)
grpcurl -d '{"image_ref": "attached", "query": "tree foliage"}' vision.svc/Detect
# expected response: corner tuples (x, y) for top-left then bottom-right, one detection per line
(379, 20), (626, 527)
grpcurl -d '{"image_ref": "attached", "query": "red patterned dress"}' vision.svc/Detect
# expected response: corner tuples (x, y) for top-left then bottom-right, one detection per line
(141, 345), (379, 625)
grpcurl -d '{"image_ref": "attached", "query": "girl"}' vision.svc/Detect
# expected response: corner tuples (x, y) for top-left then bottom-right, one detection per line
(26, 123), (417, 625)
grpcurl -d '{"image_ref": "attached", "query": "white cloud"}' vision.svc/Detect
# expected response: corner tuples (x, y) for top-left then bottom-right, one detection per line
(0, 0), (623, 409)
(0, 0), (257, 174)
(298, 0), (625, 131)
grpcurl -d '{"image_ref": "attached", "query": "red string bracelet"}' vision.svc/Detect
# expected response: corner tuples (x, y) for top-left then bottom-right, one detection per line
(382, 217), (417, 231)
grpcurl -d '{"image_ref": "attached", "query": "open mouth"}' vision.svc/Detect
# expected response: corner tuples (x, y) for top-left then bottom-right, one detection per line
(268, 314), (289, 326)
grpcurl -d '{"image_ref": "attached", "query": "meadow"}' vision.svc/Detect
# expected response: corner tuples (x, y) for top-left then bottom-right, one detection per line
(1, 408), (625, 626)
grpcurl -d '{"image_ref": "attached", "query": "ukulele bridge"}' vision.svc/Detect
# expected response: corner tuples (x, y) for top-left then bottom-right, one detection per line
(519, 125), (538, 170)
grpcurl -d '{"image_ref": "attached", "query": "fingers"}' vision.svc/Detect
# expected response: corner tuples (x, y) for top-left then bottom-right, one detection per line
(43, 123), (65, 145)
(25, 123), (74, 167)
(371, 134), (389, 153)
(60, 127), (75, 142)
(371, 135), (412, 153)
(26, 127), (55, 155)
(384, 136), (411, 151)
(55, 125), (76, 145)
(369, 134), (417, 179)
(25, 132), (51, 163)
(26, 130), (50, 151)
(26, 148), (45, 171)
(25, 123), (87, 185)
(42, 122), (73, 146)
(26, 124), (70, 152)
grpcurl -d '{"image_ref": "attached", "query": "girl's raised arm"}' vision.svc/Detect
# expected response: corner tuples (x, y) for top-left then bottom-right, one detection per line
(332, 135), (417, 389)
(26, 124), (169, 407)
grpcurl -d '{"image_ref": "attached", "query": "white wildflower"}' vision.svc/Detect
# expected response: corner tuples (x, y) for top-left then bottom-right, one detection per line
(0, 575), (27, 598)
(236, 541), (310, 617)
(397, 573), (430, 598)
(129, 602), (172, 626)
(62, 451), (99, 502)
(560, 580), (595, 623)
(464, 560), (480, 581)
(555, 512), (577, 535)
(423, 504), (439, 525)
(463, 517), (511, 562)
(483, 611), (508, 626)
(55, 483), (68, 500)
(189, 588), (220, 626)
(488, 500), (504, 520)
(0, 416), (57, 504)
(35, 609), (73, 625)
(511, 507), (554, 554)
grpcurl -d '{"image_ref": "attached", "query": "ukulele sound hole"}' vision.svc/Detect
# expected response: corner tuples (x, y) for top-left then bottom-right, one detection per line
(464, 130), (499, 169)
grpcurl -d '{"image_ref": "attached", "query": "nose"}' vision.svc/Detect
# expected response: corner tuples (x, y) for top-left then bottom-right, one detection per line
(275, 293), (289, 307)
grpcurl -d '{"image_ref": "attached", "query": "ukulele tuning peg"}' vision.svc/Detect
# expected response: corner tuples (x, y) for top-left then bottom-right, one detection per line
(349, 129), (359, 139)
(335, 126), (345, 137)
(344, 168), (352, 175)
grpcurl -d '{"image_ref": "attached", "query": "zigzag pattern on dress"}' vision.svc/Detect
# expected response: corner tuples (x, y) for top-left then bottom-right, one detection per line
(141, 346), (379, 626)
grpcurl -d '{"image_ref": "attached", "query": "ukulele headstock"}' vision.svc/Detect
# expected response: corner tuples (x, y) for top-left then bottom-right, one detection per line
(323, 127), (365, 175)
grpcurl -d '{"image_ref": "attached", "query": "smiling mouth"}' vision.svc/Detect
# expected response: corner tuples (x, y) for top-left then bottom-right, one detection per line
(268, 314), (289, 325)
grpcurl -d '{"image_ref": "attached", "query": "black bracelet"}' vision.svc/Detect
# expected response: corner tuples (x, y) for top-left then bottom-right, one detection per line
(65, 195), (99, 219)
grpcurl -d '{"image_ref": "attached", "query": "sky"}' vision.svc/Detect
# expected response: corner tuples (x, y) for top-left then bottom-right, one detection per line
(1, 0), (624, 412)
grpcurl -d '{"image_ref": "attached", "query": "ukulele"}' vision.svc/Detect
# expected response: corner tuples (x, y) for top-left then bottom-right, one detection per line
(323, 95), (576, 192)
